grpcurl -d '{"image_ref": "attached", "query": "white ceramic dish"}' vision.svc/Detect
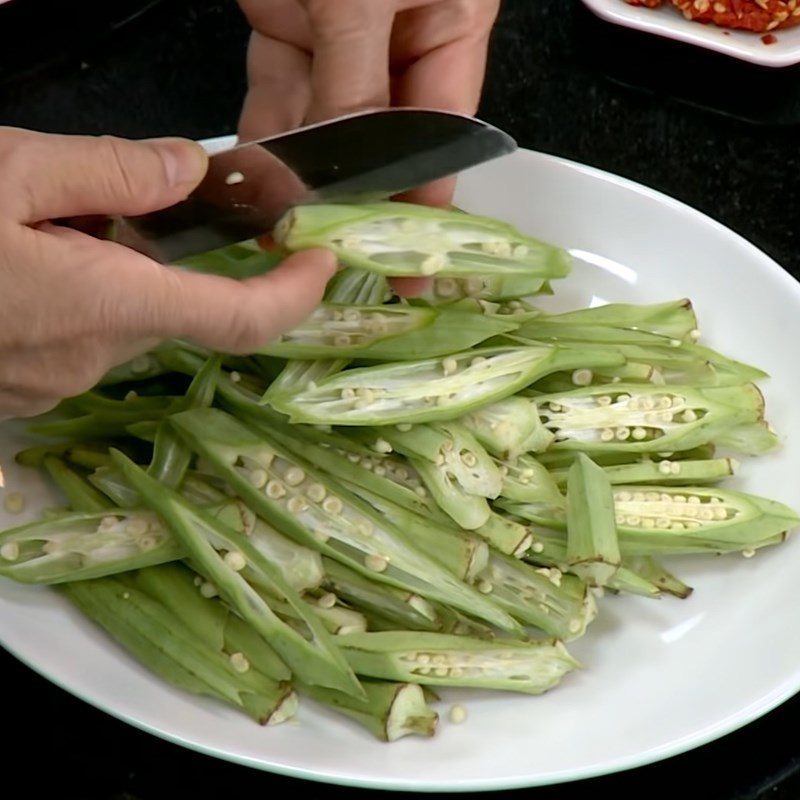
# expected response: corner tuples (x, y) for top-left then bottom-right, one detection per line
(581, 0), (800, 67)
(2, 147), (800, 792)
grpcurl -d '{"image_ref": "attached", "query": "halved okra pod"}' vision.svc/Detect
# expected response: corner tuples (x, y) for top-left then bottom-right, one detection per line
(337, 631), (579, 695)
(268, 345), (625, 427)
(274, 201), (572, 279)
(257, 304), (518, 361)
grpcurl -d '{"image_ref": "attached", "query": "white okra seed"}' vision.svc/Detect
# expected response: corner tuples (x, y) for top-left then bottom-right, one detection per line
(248, 468), (268, 489)
(365, 554), (389, 572)
(0, 542), (20, 561)
(306, 483), (327, 503)
(317, 592), (337, 609)
(323, 496), (344, 515)
(571, 368), (593, 386)
(229, 652), (250, 672)
(200, 582), (218, 598)
(230, 371), (242, 383)
(224, 551), (247, 571)
(266, 480), (286, 499)
(225, 171), (245, 185)
(374, 438), (392, 454)
(284, 467), (306, 486)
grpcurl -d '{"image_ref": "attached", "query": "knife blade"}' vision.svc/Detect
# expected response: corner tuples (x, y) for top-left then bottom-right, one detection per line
(108, 108), (517, 263)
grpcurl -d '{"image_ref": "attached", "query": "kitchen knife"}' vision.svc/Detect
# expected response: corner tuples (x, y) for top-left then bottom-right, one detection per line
(107, 108), (517, 263)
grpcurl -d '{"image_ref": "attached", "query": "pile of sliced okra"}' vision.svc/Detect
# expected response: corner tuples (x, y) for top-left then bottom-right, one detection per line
(0, 202), (796, 741)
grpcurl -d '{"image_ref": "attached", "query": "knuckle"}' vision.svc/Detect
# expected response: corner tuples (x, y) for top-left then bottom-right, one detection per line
(97, 135), (146, 203)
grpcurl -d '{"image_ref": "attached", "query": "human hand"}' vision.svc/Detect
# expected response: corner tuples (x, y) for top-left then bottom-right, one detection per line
(237, 0), (501, 295)
(0, 128), (336, 418)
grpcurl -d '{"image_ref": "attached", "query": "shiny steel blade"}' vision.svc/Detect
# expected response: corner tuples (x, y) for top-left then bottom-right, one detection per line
(111, 108), (517, 263)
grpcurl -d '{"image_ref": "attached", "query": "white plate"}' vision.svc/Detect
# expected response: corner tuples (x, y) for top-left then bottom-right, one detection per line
(581, 0), (800, 67)
(2, 148), (800, 792)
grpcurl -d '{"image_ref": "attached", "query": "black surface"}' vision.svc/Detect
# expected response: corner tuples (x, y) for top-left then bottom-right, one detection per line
(1, 1), (799, 798)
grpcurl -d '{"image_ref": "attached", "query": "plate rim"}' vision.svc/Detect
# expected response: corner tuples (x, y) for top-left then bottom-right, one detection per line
(580, 0), (800, 67)
(3, 144), (800, 792)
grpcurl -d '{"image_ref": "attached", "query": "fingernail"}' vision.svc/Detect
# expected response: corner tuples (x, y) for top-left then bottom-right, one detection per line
(146, 137), (208, 188)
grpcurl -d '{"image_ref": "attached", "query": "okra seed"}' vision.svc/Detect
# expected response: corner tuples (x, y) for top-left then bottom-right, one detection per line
(284, 467), (306, 486)
(699, 509), (714, 521)
(442, 357), (458, 376)
(317, 592), (337, 609)
(306, 483), (327, 503)
(642, 518), (655, 529)
(673, 495), (687, 504)
(633, 492), (646, 502)
(531, 541), (544, 553)
(225, 171), (245, 185)
(435, 278), (457, 297)
(361, 458), (374, 470)
(645, 492), (659, 501)
(99, 515), (120, 531)
(347, 453), (361, 463)
(600, 428), (614, 442)
(714, 507), (727, 520)
(658, 461), (673, 475)
(323, 496), (344, 515)
(615, 491), (632, 502)
(671, 522), (685, 531)
(416, 666), (432, 675)
(743, 549), (756, 558)
(625, 515), (641, 526)
(656, 518), (671, 529)
(343, 308), (361, 322)
(568, 619), (582, 634)
(689, 329), (701, 341)
(0, 542), (19, 561)
(266, 480), (286, 499)
(513, 244), (529, 258)
(124, 390), (138, 401)
(287, 496), (308, 515)
(396, 424), (412, 432)
(670, 463), (681, 475)
(632, 427), (647, 440)
(414, 486), (428, 498)
(641, 397), (656, 411)
(615, 514), (626, 524)
(230, 371), (242, 383)
(597, 395), (612, 406)
(341, 388), (356, 400)
(200, 582), (218, 598)
(334, 334), (351, 346)
(229, 652), (250, 673)
(431, 654), (446, 665)
(365, 554), (389, 572)
(248, 469), (268, 489)
(357, 520), (374, 537)
(627, 397), (640, 411)
(683, 409), (698, 422)
(571, 368), (593, 386)
(477, 579), (493, 594)
(373, 438), (392, 454)
(615, 427), (630, 440)
(130, 355), (152, 374)
(660, 411), (674, 423)
(224, 551), (247, 571)
(470, 356), (487, 367)
(417, 653), (431, 665)
(658, 397), (673, 409)
(434, 666), (449, 677)
(461, 452), (478, 467)
(395, 466), (409, 480)
(421, 254), (446, 275)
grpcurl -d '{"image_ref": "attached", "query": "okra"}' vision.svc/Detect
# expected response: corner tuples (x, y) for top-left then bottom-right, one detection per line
(419, 274), (549, 303)
(337, 631), (578, 695)
(477, 551), (596, 640)
(297, 679), (438, 742)
(324, 266), (391, 305)
(549, 457), (736, 488)
(257, 304), (517, 361)
(460, 396), (554, 458)
(623, 556), (693, 599)
(111, 450), (365, 697)
(274, 202), (572, 280)
(168, 408), (521, 634)
(536, 383), (768, 455)
(269, 345), (625, 427)
(0, 509), (183, 584)
(565, 454), (621, 587)
(63, 576), (296, 725)
(42, 456), (114, 513)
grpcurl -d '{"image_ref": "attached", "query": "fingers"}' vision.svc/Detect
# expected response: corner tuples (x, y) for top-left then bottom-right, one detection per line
(238, 33), (312, 139)
(157, 248), (338, 353)
(389, 276), (433, 298)
(29, 225), (337, 354)
(0, 128), (208, 223)
(303, 0), (395, 121)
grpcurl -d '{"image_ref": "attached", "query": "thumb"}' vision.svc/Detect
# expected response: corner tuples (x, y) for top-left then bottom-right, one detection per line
(1, 128), (208, 223)
(156, 247), (339, 353)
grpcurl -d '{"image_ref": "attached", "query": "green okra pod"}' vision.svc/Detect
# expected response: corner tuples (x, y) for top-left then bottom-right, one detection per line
(297, 679), (438, 742)
(274, 201), (572, 280)
(337, 631), (579, 695)
(565, 454), (621, 587)
(111, 449), (365, 698)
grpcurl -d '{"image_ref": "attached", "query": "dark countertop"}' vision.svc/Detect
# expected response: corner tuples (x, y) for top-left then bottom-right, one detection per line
(1, 1), (799, 798)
